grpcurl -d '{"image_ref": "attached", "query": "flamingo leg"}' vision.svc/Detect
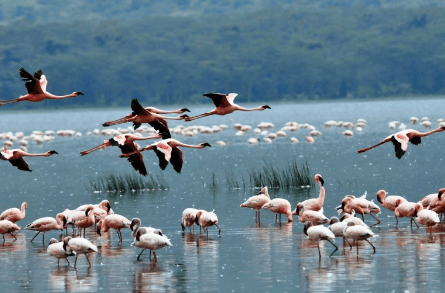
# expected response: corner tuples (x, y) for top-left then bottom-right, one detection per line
(395, 216), (398, 226)
(2, 235), (4, 243)
(57, 259), (60, 266)
(258, 210), (261, 225)
(369, 213), (381, 227)
(186, 112), (213, 122)
(275, 214), (278, 223)
(365, 239), (376, 253)
(356, 241), (359, 256)
(0, 98), (21, 106)
(137, 249), (146, 260)
(30, 231), (41, 242)
(153, 251), (158, 263)
(80, 143), (110, 156)
(85, 253), (92, 267)
(327, 239), (338, 257)
(344, 237), (353, 250)
(215, 224), (221, 235)
(65, 258), (70, 264)
(74, 254), (79, 267)
(412, 218), (420, 229)
(9, 232), (17, 240)
(317, 242), (321, 259)
(255, 210), (257, 223)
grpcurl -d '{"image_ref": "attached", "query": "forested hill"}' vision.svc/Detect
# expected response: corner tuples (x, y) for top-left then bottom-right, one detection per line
(0, 1), (444, 109)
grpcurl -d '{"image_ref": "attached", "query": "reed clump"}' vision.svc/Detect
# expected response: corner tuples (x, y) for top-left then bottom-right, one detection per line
(87, 172), (169, 192)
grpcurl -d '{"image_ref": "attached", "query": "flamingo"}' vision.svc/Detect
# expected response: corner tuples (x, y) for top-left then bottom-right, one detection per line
(132, 228), (172, 262)
(195, 210), (221, 236)
(120, 138), (211, 174)
(0, 220), (20, 242)
(303, 221), (338, 258)
(47, 238), (76, 266)
(0, 68), (84, 106)
(328, 217), (348, 249)
(80, 133), (165, 176)
(426, 188), (445, 221)
(75, 200), (113, 223)
(394, 199), (419, 229)
(343, 222), (376, 255)
(25, 213), (66, 243)
(180, 208), (199, 232)
(338, 196), (381, 226)
(63, 236), (98, 267)
(240, 187), (270, 224)
(295, 210), (330, 225)
(261, 198), (293, 223)
(0, 202), (27, 223)
(376, 190), (407, 224)
(340, 210), (368, 227)
(130, 219), (168, 259)
(0, 146), (58, 172)
(66, 206), (95, 238)
(96, 214), (131, 244)
(293, 174), (325, 215)
(102, 98), (189, 136)
(357, 127), (445, 159)
(185, 93), (270, 122)
(416, 203), (440, 237)
(418, 192), (439, 209)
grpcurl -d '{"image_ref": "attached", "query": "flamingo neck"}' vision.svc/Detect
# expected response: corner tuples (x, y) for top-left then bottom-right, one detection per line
(235, 105), (263, 112)
(45, 92), (76, 99)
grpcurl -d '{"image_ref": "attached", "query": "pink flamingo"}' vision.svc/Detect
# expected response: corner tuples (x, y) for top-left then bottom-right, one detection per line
(120, 138), (211, 173)
(376, 190), (407, 224)
(261, 198), (293, 223)
(357, 127), (445, 159)
(102, 98), (189, 136)
(195, 210), (221, 236)
(0, 220), (20, 242)
(343, 222), (376, 255)
(47, 238), (76, 266)
(76, 200), (114, 223)
(0, 146), (58, 172)
(394, 199), (419, 228)
(303, 221), (338, 258)
(71, 206), (95, 238)
(96, 214), (131, 244)
(338, 196), (381, 226)
(132, 228), (172, 262)
(25, 213), (66, 243)
(0, 202), (27, 223)
(426, 188), (445, 221)
(416, 203), (440, 236)
(0, 68), (84, 106)
(294, 209), (329, 225)
(185, 93), (271, 122)
(180, 208), (199, 232)
(63, 236), (98, 267)
(340, 210), (368, 227)
(240, 187), (270, 224)
(293, 174), (325, 215)
(418, 192), (439, 209)
(130, 219), (168, 259)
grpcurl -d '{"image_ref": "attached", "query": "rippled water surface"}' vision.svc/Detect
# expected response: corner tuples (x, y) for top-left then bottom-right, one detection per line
(1, 97), (445, 292)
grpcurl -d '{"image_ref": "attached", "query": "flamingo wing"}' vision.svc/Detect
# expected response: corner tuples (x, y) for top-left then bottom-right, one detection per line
(9, 157), (32, 172)
(110, 135), (126, 146)
(409, 136), (421, 145)
(390, 133), (409, 159)
(203, 93), (226, 107)
(148, 119), (171, 138)
(225, 93), (238, 105)
(19, 68), (43, 95)
(153, 148), (169, 170)
(119, 144), (147, 176)
(169, 147), (183, 173)
(131, 98), (145, 115)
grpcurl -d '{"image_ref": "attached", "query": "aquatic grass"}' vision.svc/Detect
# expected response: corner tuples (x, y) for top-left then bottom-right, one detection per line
(87, 172), (169, 192)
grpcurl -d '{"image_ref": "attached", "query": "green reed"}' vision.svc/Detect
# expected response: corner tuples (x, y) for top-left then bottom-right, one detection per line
(87, 172), (169, 192)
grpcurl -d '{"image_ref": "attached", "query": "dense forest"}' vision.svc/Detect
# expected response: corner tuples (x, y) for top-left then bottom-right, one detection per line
(0, 0), (444, 109)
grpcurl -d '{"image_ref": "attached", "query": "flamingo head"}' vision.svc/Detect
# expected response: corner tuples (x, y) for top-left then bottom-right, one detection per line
(303, 221), (313, 236)
(180, 114), (189, 119)
(376, 190), (386, 204)
(22, 202), (28, 210)
(438, 188), (445, 200)
(63, 236), (72, 251)
(395, 198), (403, 207)
(135, 227), (148, 241)
(48, 238), (58, 246)
(180, 108), (190, 113)
(261, 105), (271, 110)
(130, 218), (141, 231)
(47, 150), (58, 155)
(329, 217), (339, 225)
(314, 174), (324, 186)
(200, 143), (211, 148)
(74, 91), (84, 96)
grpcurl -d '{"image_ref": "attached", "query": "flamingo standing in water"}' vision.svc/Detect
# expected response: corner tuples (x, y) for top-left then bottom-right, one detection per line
(0, 68), (84, 106)
(80, 133), (166, 176)
(0, 146), (58, 171)
(196, 210), (221, 236)
(415, 203), (440, 236)
(185, 93), (271, 122)
(180, 208), (199, 232)
(357, 127), (445, 159)
(293, 174), (325, 215)
(240, 187), (270, 224)
(376, 190), (407, 224)
(338, 195), (381, 226)
(96, 214), (131, 244)
(130, 218), (168, 259)
(343, 222), (376, 255)
(0, 220), (20, 242)
(0, 202), (27, 223)
(303, 221), (338, 258)
(132, 228), (172, 262)
(63, 236), (98, 267)
(394, 199), (419, 229)
(120, 138), (211, 173)
(425, 188), (445, 222)
(25, 213), (66, 243)
(47, 238), (76, 266)
(261, 198), (293, 223)
(102, 98), (189, 137)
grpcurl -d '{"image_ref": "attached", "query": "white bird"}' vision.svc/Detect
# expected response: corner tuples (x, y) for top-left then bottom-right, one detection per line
(304, 221), (338, 258)
(132, 228), (172, 262)
(180, 208), (199, 232)
(63, 236), (98, 267)
(343, 222), (376, 255)
(47, 238), (76, 266)
(415, 203), (440, 237)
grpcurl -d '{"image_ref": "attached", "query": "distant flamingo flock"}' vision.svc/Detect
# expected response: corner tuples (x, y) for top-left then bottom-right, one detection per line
(1, 67), (445, 267)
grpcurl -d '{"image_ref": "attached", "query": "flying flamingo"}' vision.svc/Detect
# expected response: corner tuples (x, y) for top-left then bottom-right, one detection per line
(357, 127), (445, 159)
(120, 138), (211, 173)
(394, 199), (419, 229)
(0, 202), (27, 223)
(185, 93), (271, 122)
(293, 174), (325, 215)
(0, 220), (20, 242)
(376, 190), (407, 224)
(0, 146), (58, 172)
(25, 213), (66, 243)
(195, 210), (221, 236)
(47, 238), (76, 266)
(240, 187), (271, 224)
(261, 198), (293, 223)
(343, 222), (376, 255)
(0, 68), (84, 106)
(80, 133), (166, 176)
(102, 98), (189, 137)
(303, 221), (338, 258)
(180, 208), (199, 232)
(62, 236), (98, 267)
(132, 228), (172, 262)
(96, 214), (131, 244)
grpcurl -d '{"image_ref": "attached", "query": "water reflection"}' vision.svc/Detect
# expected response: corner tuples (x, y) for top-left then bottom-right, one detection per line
(133, 263), (177, 292)
(48, 267), (98, 292)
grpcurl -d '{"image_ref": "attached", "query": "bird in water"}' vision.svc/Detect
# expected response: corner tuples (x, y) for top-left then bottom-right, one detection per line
(185, 93), (270, 122)
(0, 146), (58, 172)
(102, 98), (189, 137)
(0, 68), (84, 106)
(120, 138), (211, 173)
(47, 238), (76, 266)
(357, 127), (445, 159)
(303, 221), (338, 258)
(240, 187), (270, 224)
(63, 236), (98, 267)
(0, 202), (27, 223)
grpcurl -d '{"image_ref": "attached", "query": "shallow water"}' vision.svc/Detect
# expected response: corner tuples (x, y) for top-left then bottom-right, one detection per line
(1, 97), (445, 292)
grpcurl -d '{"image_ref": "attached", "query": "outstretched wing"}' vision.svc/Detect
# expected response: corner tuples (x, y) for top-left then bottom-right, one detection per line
(131, 98), (145, 115)
(9, 158), (32, 172)
(203, 93), (226, 107)
(153, 147), (169, 171)
(391, 133), (408, 159)
(119, 144), (147, 176)
(170, 147), (183, 173)
(20, 68), (42, 95)
(409, 136), (421, 145)
(149, 119), (171, 138)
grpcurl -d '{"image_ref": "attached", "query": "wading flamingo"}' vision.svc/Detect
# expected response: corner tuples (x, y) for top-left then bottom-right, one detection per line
(415, 203), (440, 237)
(0, 146), (58, 172)
(295, 210), (330, 225)
(394, 199), (419, 229)
(0, 68), (84, 106)
(63, 236), (98, 267)
(304, 221), (338, 258)
(26, 213), (66, 243)
(132, 228), (172, 262)
(80, 133), (166, 176)
(130, 218), (168, 259)
(293, 174), (325, 215)
(180, 208), (199, 232)
(72, 206), (96, 238)
(102, 98), (189, 136)
(76, 200), (113, 223)
(343, 222), (376, 255)
(0, 220), (20, 242)
(120, 138), (211, 174)
(47, 238), (76, 266)
(261, 198), (293, 223)
(0, 202), (27, 223)
(376, 190), (407, 224)
(185, 93), (270, 122)
(240, 187), (270, 224)
(196, 210), (221, 236)
(357, 127), (445, 159)
(338, 196), (381, 226)
(96, 214), (131, 244)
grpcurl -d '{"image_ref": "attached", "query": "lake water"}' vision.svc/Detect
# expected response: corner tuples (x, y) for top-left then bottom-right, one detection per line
(1, 97), (445, 292)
